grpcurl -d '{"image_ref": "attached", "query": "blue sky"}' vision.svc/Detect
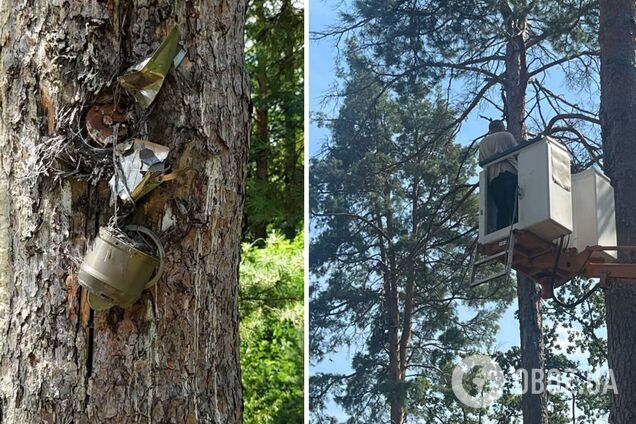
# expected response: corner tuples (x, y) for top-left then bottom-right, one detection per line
(308, 1), (341, 157)
(309, 1), (502, 154)
(309, 0), (600, 420)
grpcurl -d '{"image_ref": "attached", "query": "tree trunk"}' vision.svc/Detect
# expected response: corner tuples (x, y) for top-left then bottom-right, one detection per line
(599, 1), (636, 422)
(387, 248), (404, 423)
(503, 12), (548, 424)
(516, 276), (547, 424)
(377, 189), (405, 424)
(387, 281), (404, 424)
(380, 261), (404, 424)
(0, 1), (249, 423)
(254, 65), (269, 241)
(250, 1), (270, 242)
(388, 276), (404, 424)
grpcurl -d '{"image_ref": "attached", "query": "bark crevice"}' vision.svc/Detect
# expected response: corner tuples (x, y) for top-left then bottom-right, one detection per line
(83, 307), (95, 412)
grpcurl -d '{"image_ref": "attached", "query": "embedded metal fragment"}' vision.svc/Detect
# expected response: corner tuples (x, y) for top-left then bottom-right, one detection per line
(130, 169), (182, 201)
(79, 225), (165, 310)
(118, 27), (186, 108)
(109, 139), (171, 202)
(85, 104), (128, 146)
(173, 46), (187, 68)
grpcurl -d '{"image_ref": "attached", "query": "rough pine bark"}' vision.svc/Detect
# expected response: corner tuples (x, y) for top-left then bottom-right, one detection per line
(502, 11), (548, 424)
(599, 1), (636, 422)
(0, 1), (249, 423)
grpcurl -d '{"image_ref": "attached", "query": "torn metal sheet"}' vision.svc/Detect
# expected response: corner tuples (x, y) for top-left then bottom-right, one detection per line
(109, 139), (171, 202)
(118, 27), (186, 108)
(130, 170), (182, 201)
(173, 46), (187, 68)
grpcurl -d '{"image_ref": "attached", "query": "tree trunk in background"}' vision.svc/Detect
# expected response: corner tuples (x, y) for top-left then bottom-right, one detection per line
(251, 1), (270, 242)
(376, 190), (404, 424)
(387, 274), (404, 424)
(599, 1), (636, 422)
(254, 63), (269, 241)
(0, 1), (249, 423)
(516, 277), (547, 424)
(503, 12), (548, 424)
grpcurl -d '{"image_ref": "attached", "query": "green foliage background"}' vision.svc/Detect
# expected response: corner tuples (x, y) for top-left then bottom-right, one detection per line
(244, 0), (304, 240)
(240, 233), (304, 423)
(241, 0), (304, 421)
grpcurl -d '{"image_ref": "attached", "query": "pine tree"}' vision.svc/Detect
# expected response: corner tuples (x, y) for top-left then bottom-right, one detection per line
(315, 2), (601, 421)
(245, 0), (304, 241)
(310, 46), (514, 423)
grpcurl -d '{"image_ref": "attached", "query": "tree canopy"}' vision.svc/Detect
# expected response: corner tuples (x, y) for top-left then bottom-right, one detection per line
(310, 46), (515, 422)
(311, 0), (611, 422)
(316, 0), (601, 168)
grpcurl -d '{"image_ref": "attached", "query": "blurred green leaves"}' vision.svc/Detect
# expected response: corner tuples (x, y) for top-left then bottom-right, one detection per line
(240, 232), (304, 423)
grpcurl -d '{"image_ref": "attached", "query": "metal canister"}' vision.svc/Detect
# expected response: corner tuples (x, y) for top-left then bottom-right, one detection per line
(79, 225), (164, 310)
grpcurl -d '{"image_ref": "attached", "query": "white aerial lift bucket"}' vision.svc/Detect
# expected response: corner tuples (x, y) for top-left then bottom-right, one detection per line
(478, 137), (573, 245)
(471, 136), (624, 299)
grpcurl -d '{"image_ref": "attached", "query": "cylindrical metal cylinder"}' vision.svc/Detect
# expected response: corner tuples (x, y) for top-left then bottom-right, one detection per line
(79, 226), (161, 309)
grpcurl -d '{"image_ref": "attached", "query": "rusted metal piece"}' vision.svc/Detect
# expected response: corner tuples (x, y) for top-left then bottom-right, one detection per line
(85, 104), (128, 146)
(479, 230), (636, 299)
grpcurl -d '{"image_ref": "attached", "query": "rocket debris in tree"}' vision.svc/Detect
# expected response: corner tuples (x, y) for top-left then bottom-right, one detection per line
(79, 225), (165, 310)
(85, 104), (129, 146)
(118, 27), (186, 107)
(109, 139), (171, 203)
